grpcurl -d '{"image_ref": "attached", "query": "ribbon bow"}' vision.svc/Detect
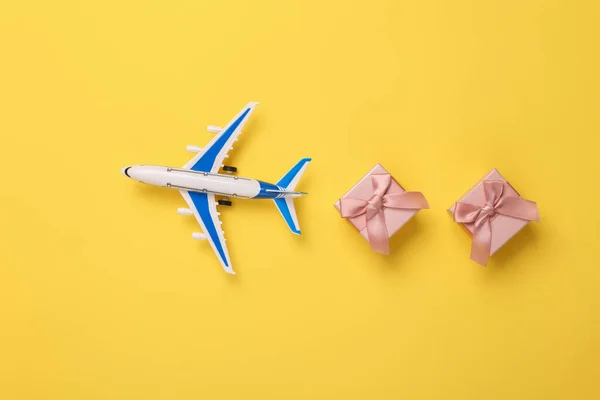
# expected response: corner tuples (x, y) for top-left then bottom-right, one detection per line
(454, 180), (539, 266)
(339, 174), (429, 254)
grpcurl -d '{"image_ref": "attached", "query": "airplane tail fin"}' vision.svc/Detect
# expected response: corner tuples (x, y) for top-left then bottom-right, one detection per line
(273, 158), (311, 235)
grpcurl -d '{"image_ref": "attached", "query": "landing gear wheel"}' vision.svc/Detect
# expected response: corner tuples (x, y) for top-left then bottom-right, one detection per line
(218, 199), (232, 206)
(223, 166), (237, 173)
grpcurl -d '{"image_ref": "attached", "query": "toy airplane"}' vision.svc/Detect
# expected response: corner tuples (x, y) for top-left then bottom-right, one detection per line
(121, 102), (311, 274)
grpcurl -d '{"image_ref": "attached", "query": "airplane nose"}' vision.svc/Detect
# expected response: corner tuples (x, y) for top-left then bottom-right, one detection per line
(121, 166), (131, 177)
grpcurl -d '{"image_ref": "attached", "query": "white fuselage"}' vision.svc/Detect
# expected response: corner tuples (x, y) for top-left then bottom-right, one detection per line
(122, 165), (264, 198)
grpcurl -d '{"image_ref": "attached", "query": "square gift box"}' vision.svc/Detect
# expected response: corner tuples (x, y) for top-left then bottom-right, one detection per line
(448, 168), (540, 265)
(334, 164), (428, 254)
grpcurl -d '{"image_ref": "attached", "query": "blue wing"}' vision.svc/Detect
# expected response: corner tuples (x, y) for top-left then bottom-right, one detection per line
(179, 190), (234, 274)
(183, 102), (259, 173)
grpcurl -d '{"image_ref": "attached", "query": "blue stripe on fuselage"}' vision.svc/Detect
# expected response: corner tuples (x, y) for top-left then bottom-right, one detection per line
(190, 108), (251, 172)
(254, 181), (281, 199)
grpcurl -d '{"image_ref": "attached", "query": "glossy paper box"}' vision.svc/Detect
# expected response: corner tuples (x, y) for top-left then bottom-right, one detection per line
(448, 168), (529, 256)
(334, 164), (419, 243)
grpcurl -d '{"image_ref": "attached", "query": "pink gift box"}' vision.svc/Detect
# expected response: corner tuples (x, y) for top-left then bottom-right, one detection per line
(334, 164), (425, 250)
(448, 168), (531, 257)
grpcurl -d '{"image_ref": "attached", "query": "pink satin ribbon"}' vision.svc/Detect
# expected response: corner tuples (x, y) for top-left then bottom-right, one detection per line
(453, 180), (539, 266)
(339, 174), (429, 255)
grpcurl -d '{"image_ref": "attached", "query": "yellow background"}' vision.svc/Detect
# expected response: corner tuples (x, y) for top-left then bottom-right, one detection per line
(1, 0), (599, 399)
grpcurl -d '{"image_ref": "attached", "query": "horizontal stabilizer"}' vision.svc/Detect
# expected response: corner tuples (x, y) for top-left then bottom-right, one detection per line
(273, 198), (301, 235)
(276, 158), (311, 190)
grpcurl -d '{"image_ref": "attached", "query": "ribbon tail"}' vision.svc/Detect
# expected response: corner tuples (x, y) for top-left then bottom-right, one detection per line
(384, 192), (429, 209)
(366, 211), (390, 255)
(471, 218), (492, 266)
(496, 197), (540, 222)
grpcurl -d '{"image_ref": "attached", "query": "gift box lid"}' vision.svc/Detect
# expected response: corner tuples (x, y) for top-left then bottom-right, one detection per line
(448, 168), (529, 256)
(335, 164), (419, 240)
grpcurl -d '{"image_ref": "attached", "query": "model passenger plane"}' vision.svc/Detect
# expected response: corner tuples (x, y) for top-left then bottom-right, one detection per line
(122, 102), (310, 274)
